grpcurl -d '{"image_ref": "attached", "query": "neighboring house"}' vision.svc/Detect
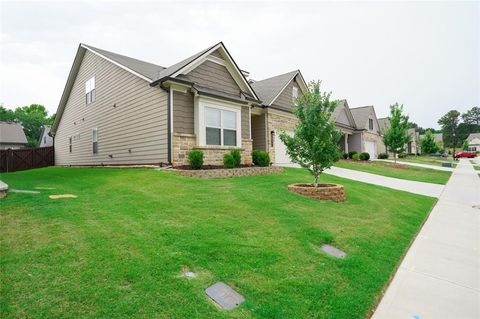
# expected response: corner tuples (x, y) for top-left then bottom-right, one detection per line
(377, 118), (419, 154)
(50, 42), (260, 166)
(332, 99), (358, 155)
(349, 105), (382, 158)
(0, 121), (28, 150)
(466, 133), (480, 152)
(37, 125), (53, 147)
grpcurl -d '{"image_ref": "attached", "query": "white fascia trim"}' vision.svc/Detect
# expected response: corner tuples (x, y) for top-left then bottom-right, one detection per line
(81, 44), (152, 83)
(269, 71), (299, 106)
(206, 56), (226, 66)
(173, 43), (259, 101)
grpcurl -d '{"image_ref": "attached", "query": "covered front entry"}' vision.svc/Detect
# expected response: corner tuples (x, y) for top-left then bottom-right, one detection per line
(338, 133), (350, 153)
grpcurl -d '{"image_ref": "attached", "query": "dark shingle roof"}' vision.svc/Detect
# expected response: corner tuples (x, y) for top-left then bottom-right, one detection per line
(350, 106), (374, 129)
(0, 122), (28, 144)
(250, 70), (299, 106)
(82, 44), (166, 81)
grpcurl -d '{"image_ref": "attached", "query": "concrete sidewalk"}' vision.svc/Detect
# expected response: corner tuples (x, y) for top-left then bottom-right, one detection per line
(324, 166), (444, 197)
(372, 159), (480, 319)
(376, 159), (454, 172)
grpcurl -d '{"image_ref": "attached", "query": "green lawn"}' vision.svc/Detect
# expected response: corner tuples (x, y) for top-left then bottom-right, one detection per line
(396, 156), (457, 168)
(0, 167), (436, 318)
(334, 160), (451, 184)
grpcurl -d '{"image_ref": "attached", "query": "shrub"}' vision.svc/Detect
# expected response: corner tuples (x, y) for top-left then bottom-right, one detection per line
(359, 152), (370, 161)
(342, 153), (349, 159)
(378, 153), (389, 159)
(187, 150), (203, 169)
(252, 150), (270, 167)
(230, 149), (241, 167)
(398, 153), (407, 158)
(352, 153), (359, 161)
(223, 153), (236, 168)
(348, 151), (358, 159)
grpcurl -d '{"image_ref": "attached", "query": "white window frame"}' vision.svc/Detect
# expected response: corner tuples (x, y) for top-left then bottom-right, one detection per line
(292, 86), (298, 102)
(196, 98), (242, 148)
(85, 76), (96, 105)
(92, 128), (98, 154)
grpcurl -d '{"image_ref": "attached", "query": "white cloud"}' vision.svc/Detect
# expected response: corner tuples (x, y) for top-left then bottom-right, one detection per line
(0, 0), (478, 128)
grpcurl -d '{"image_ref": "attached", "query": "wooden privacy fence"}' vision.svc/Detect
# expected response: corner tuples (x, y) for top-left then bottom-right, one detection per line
(0, 147), (54, 173)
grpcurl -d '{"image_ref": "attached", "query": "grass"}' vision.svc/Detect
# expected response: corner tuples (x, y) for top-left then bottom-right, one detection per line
(334, 160), (451, 184)
(395, 156), (457, 167)
(0, 167), (436, 318)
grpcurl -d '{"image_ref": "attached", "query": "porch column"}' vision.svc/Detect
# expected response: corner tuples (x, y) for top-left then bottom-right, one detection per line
(344, 133), (349, 153)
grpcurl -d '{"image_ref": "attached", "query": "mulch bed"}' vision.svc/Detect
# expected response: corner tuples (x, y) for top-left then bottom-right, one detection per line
(174, 164), (255, 170)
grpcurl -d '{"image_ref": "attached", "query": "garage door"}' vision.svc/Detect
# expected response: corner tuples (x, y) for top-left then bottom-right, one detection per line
(365, 141), (377, 159)
(274, 130), (296, 165)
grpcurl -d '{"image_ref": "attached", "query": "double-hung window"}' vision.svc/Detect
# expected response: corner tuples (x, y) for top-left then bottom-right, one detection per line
(369, 118), (374, 130)
(205, 107), (237, 146)
(292, 86), (298, 102)
(92, 128), (98, 154)
(85, 76), (96, 105)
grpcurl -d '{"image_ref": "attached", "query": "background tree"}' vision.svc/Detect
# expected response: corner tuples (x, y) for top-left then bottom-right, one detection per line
(438, 110), (460, 148)
(382, 103), (411, 163)
(279, 80), (342, 187)
(462, 140), (469, 151)
(0, 104), (54, 147)
(462, 106), (480, 125)
(420, 129), (439, 154)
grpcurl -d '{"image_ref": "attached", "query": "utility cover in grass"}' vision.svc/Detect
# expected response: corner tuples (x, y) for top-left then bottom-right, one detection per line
(321, 244), (347, 258)
(49, 194), (77, 199)
(205, 282), (244, 310)
(10, 189), (40, 194)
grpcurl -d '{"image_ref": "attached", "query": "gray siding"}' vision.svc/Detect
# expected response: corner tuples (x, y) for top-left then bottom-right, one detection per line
(241, 106), (249, 139)
(348, 133), (363, 153)
(271, 78), (300, 111)
(252, 114), (266, 151)
(55, 50), (168, 165)
(173, 91), (194, 134)
(184, 60), (241, 96)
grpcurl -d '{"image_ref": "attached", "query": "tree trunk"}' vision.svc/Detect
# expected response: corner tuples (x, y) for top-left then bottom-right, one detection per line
(393, 152), (397, 164)
(313, 174), (319, 187)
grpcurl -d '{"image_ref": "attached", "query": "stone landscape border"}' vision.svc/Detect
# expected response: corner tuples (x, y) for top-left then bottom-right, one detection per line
(175, 166), (283, 178)
(288, 183), (346, 202)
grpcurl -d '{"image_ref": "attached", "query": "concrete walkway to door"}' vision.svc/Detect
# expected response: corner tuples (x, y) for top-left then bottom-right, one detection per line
(372, 159), (480, 319)
(323, 166), (444, 197)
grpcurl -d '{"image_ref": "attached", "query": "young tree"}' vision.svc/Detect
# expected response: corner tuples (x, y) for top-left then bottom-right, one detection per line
(382, 103), (411, 163)
(438, 110), (460, 148)
(279, 81), (342, 186)
(462, 140), (469, 151)
(420, 130), (439, 154)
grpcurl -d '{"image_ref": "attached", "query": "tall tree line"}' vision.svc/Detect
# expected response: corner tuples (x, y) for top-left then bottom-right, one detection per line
(438, 106), (479, 148)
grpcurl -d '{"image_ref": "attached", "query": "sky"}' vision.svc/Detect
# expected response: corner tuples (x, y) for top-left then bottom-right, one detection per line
(0, 0), (478, 129)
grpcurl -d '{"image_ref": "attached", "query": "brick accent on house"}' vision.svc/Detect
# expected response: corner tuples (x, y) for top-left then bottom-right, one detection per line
(266, 111), (298, 163)
(175, 166), (283, 179)
(172, 133), (253, 166)
(288, 183), (346, 202)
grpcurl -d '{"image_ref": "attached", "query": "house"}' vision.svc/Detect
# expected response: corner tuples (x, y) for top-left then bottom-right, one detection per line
(37, 125), (53, 147)
(466, 133), (480, 152)
(331, 100), (358, 155)
(349, 105), (382, 158)
(50, 42), (260, 166)
(0, 121), (28, 150)
(377, 118), (419, 155)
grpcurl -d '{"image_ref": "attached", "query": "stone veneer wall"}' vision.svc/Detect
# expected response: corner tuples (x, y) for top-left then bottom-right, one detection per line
(176, 166), (283, 179)
(172, 133), (252, 166)
(267, 112), (298, 163)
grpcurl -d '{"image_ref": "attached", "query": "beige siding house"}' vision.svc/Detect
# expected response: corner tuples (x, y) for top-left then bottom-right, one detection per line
(378, 118), (420, 155)
(349, 106), (382, 158)
(51, 42), (259, 166)
(0, 122), (28, 150)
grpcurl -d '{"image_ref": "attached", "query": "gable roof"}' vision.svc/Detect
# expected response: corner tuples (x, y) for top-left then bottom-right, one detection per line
(378, 117), (390, 134)
(332, 99), (357, 129)
(250, 70), (307, 106)
(52, 42), (259, 135)
(37, 125), (51, 146)
(467, 133), (480, 143)
(350, 105), (379, 131)
(0, 122), (28, 144)
(81, 44), (165, 81)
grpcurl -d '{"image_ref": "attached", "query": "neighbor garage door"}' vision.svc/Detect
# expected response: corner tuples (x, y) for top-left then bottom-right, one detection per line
(365, 141), (377, 159)
(274, 130), (297, 165)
